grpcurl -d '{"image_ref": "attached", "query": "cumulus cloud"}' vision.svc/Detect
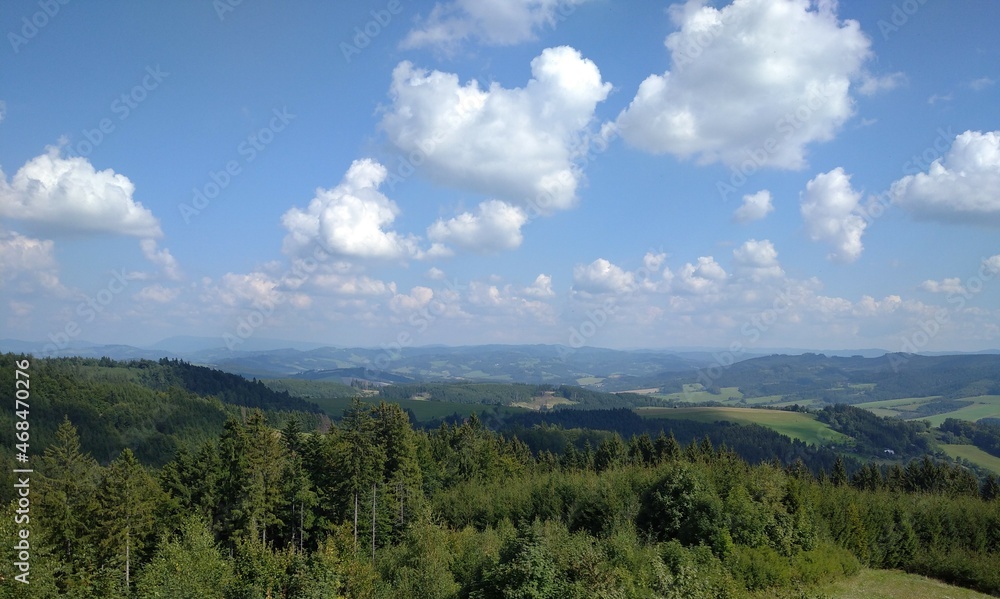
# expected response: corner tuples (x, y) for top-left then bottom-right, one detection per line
(202, 272), (282, 309)
(616, 0), (871, 169)
(428, 200), (528, 253)
(389, 286), (435, 314)
(140, 239), (182, 281)
(380, 46), (611, 214)
(401, 0), (589, 50)
(800, 168), (866, 262)
(732, 239), (784, 281)
(281, 159), (423, 260)
(675, 256), (727, 294)
(890, 130), (1000, 225)
(523, 273), (555, 298)
(572, 258), (634, 294)
(920, 277), (966, 295)
(134, 284), (181, 304)
(733, 190), (774, 223)
(970, 77), (995, 91)
(857, 71), (906, 96)
(0, 229), (62, 293)
(0, 146), (161, 237)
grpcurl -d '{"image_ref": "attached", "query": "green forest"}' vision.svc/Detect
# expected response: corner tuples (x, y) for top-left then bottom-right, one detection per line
(2, 355), (1000, 598)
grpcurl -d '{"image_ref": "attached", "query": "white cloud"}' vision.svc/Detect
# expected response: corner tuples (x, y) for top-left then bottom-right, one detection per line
(134, 284), (181, 304)
(572, 258), (634, 294)
(891, 130), (1000, 225)
(202, 272), (281, 309)
(732, 239), (784, 281)
(281, 159), (423, 260)
(928, 92), (953, 105)
(970, 77), (995, 91)
(800, 167), (867, 262)
(427, 200), (528, 253)
(0, 100), (6, 124)
(426, 267), (446, 281)
(920, 277), (966, 295)
(140, 239), (182, 281)
(858, 71), (906, 96)
(380, 46), (611, 214)
(0, 229), (62, 293)
(523, 273), (555, 298)
(675, 256), (727, 294)
(401, 0), (589, 50)
(733, 190), (774, 223)
(309, 273), (394, 297)
(0, 146), (162, 237)
(616, 0), (870, 169)
(389, 286), (435, 314)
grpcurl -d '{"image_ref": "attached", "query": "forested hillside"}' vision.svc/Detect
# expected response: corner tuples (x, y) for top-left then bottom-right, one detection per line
(3, 398), (1000, 598)
(4, 355), (1000, 598)
(0, 355), (322, 468)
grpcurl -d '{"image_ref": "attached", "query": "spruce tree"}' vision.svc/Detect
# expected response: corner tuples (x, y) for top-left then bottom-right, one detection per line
(96, 448), (164, 590)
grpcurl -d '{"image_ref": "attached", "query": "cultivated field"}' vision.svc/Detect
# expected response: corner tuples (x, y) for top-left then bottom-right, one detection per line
(940, 444), (1000, 475)
(636, 406), (850, 446)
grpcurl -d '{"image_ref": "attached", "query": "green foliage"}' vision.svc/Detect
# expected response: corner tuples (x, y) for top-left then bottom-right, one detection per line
(135, 517), (233, 599)
(10, 353), (1000, 597)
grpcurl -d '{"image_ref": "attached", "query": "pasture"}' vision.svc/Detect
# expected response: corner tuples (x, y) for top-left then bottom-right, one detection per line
(636, 406), (850, 446)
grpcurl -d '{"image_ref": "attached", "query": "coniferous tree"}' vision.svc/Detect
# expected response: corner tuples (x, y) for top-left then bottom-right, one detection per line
(37, 417), (100, 588)
(96, 448), (164, 590)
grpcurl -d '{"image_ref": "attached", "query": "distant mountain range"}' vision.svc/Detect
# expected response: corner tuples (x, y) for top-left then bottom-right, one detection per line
(3, 336), (998, 390)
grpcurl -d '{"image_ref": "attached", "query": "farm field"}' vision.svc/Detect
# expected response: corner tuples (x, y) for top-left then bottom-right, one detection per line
(510, 392), (578, 410)
(940, 444), (1000, 475)
(852, 396), (940, 418)
(636, 406), (850, 446)
(912, 396), (1000, 426)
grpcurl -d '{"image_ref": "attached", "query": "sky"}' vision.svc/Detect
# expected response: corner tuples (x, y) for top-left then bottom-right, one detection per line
(1, 0), (999, 355)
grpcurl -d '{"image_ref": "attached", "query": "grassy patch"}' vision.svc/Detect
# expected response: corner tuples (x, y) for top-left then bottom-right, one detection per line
(659, 385), (745, 404)
(575, 376), (604, 386)
(910, 396), (1000, 426)
(510, 393), (577, 411)
(940, 444), (1000, 475)
(636, 406), (849, 446)
(814, 568), (995, 598)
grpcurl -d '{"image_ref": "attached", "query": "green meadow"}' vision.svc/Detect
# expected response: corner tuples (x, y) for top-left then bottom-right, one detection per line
(636, 406), (850, 446)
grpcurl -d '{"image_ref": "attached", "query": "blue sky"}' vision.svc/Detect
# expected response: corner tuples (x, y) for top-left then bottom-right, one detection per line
(1, 0), (999, 353)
